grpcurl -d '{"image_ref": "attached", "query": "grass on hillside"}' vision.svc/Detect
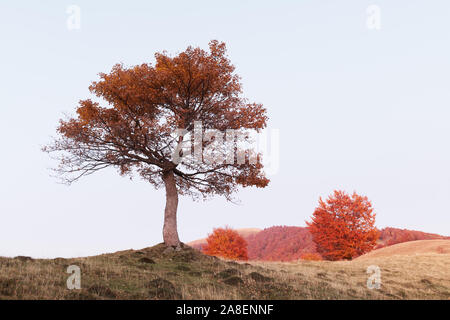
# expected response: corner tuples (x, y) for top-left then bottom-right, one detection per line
(0, 243), (448, 300)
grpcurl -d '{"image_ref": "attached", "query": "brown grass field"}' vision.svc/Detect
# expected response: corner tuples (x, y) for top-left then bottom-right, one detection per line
(0, 240), (448, 300)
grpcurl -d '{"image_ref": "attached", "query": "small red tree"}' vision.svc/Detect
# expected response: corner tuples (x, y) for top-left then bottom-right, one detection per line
(202, 227), (248, 261)
(306, 190), (379, 261)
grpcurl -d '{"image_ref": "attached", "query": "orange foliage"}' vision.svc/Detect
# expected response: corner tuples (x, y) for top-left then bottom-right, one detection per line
(44, 40), (269, 195)
(300, 253), (323, 261)
(202, 227), (248, 261)
(191, 225), (448, 261)
(306, 190), (379, 261)
(43, 41), (270, 246)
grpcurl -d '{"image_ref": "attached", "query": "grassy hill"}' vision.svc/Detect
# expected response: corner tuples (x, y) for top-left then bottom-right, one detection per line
(0, 241), (449, 300)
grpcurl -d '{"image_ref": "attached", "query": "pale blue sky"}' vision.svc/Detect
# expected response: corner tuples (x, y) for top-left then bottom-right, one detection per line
(0, 1), (449, 258)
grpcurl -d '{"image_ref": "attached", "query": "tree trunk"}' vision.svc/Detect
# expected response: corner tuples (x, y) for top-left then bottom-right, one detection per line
(162, 170), (181, 247)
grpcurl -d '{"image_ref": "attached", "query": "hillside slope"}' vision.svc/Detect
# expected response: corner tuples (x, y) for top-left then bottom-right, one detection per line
(246, 226), (317, 261)
(0, 243), (448, 299)
(376, 228), (449, 248)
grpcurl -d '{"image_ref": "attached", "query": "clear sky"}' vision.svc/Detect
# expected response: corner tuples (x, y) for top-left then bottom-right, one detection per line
(1, 1), (449, 258)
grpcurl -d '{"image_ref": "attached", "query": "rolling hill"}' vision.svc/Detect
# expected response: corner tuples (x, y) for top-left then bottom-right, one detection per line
(376, 227), (449, 248)
(246, 226), (317, 261)
(356, 239), (450, 260)
(188, 226), (449, 261)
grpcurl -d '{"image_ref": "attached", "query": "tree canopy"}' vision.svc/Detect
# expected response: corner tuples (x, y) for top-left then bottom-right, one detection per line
(44, 41), (269, 246)
(306, 190), (379, 260)
(44, 40), (268, 199)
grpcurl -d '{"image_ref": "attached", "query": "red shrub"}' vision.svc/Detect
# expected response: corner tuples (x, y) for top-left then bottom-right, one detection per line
(202, 227), (248, 261)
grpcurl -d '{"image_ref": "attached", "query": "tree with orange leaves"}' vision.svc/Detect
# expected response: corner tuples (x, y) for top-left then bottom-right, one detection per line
(306, 190), (379, 261)
(202, 227), (248, 261)
(43, 41), (269, 248)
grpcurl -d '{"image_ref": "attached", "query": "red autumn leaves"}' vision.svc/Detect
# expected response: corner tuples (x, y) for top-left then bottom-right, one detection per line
(306, 190), (379, 261)
(203, 190), (379, 261)
(203, 227), (249, 261)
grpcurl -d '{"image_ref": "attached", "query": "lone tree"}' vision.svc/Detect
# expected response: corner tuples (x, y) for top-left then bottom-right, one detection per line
(202, 227), (249, 261)
(306, 190), (379, 260)
(44, 41), (269, 248)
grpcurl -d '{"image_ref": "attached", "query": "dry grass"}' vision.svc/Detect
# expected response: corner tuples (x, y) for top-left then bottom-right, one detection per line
(252, 253), (450, 299)
(0, 242), (448, 300)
